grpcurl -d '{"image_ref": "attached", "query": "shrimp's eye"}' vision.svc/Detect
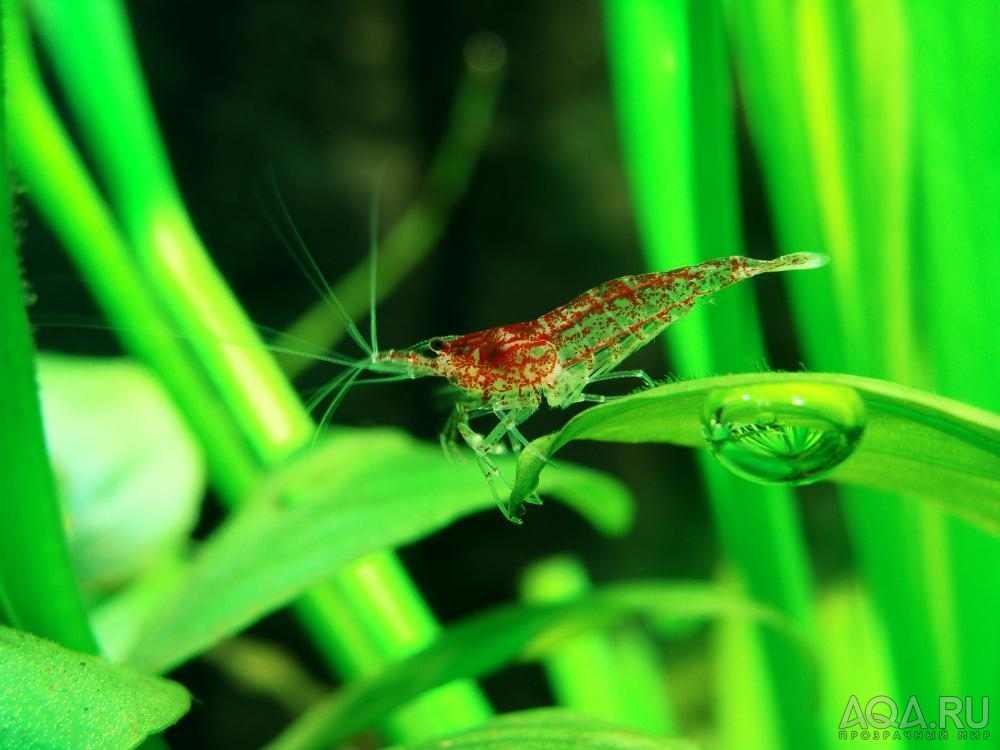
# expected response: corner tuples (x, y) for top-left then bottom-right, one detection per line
(427, 337), (445, 356)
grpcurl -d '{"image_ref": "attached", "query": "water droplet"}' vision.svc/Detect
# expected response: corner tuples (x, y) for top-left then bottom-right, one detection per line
(701, 382), (867, 485)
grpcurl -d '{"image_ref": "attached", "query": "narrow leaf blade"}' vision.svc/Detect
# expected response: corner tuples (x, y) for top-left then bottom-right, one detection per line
(387, 708), (698, 750)
(128, 429), (633, 673)
(510, 373), (1000, 533)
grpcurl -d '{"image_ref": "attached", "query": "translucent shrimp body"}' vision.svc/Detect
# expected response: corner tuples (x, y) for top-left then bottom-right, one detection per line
(372, 252), (827, 520)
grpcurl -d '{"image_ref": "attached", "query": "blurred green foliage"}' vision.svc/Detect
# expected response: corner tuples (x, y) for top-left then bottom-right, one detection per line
(5, 1), (998, 749)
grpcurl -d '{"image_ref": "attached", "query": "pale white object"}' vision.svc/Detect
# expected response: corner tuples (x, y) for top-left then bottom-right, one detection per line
(37, 354), (204, 599)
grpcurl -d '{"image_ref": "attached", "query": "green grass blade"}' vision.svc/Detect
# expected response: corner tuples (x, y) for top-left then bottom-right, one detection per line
(725, 1), (846, 367)
(0, 3), (96, 654)
(909, 0), (1000, 708)
(912, 1), (1000, 414)
(731, 1), (1000, 725)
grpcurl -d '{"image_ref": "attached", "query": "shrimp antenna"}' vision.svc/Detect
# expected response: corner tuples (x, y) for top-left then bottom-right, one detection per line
(31, 314), (363, 370)
(368, 164), (387, 355)
(254, 173), (373, 357)
(304, 366), (357, 414)
(308, 366), (364, 444)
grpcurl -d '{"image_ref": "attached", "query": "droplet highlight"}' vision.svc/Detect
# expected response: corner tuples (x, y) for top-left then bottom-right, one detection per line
(701, 382), (867, 485)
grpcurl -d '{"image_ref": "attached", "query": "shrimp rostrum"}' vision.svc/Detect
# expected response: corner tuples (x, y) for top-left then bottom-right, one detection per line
(350, 252), (827, 522)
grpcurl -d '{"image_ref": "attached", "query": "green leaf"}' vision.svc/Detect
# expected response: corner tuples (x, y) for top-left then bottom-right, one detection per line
(0, 625), (189, 749)
(127, 428), (633, 674)
(386, 708), (698, 750)
(509, 373), (1000, 533)
(266, 581), (805, 750)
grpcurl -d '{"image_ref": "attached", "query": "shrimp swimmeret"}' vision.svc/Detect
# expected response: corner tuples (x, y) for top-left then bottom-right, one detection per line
(316, 251), (828, 522)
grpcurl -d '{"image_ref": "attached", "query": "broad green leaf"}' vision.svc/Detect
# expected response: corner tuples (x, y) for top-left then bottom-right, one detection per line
(266, 581), (805, 750)
(127, 428), (633, 674)
(0, 625), (189, 749)
(386, 708), (698, 750)
(509, 373), (1000, 533)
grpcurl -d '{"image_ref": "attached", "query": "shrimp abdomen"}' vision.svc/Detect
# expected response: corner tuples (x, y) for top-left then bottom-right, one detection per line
(537, 253), (826, 381)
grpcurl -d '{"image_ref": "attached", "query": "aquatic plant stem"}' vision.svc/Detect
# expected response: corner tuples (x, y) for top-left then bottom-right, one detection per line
(274, 38), (506, 377)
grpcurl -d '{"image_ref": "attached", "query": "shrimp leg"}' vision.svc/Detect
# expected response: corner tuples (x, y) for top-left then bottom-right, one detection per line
(454, 404), (541, 522)
(439, 403), (471, 460)
(456, 417), (512, 511)
(575, 369), (657, 404)
(441, 401), (513, 457)
(587, 369), (656, 388)
(494, 407), (542, 455)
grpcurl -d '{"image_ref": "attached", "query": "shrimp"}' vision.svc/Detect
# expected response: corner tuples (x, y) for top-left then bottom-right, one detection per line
(361, 252), (828, 522)
(262, 176), (825, 521)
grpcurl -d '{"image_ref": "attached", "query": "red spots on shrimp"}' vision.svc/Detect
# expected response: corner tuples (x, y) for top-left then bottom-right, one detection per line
(439, 325), (557, 399)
